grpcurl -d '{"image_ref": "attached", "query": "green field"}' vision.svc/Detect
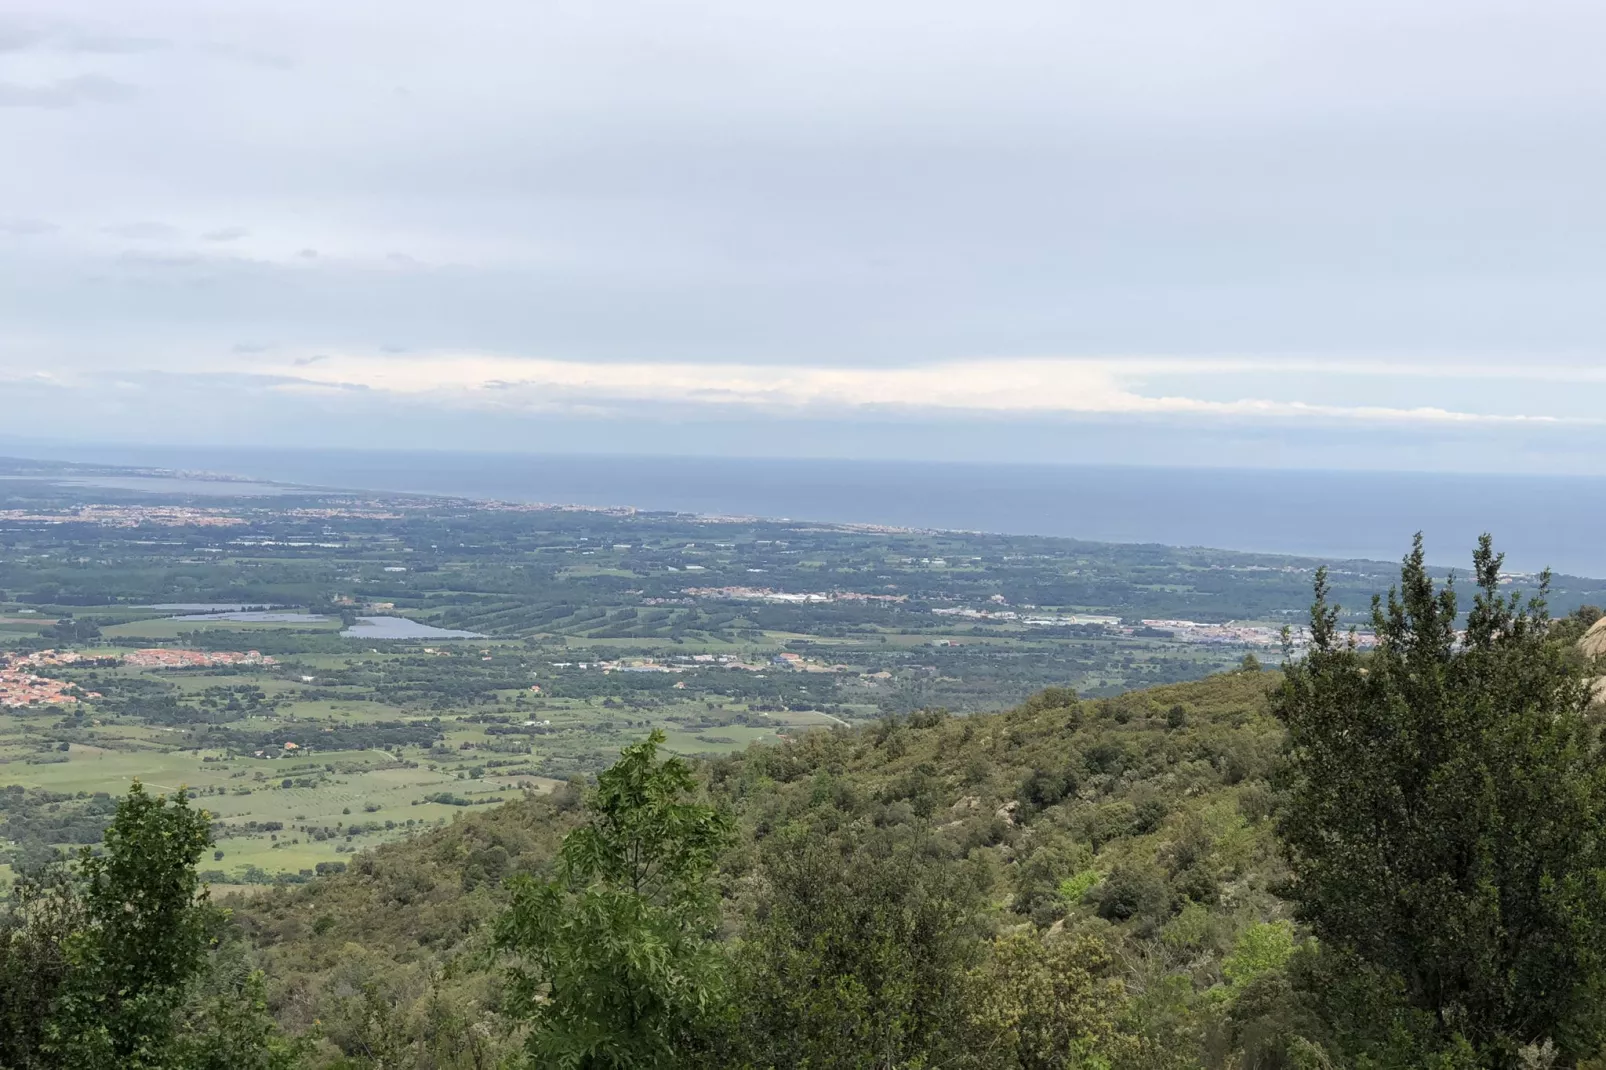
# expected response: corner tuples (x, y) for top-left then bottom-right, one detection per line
(0, 641), (831, 884)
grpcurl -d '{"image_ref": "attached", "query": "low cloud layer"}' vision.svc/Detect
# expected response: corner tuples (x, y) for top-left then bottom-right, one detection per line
(254, 353), (1586, 427)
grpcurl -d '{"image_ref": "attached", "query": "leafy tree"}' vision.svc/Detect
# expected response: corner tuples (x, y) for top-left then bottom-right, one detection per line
(1222, 922), (1297, 993)
(1010, 837), (1091, 926)
(966, 930), (1137, 1070)
(170, 964), (310, 1070)
(41, 616), (101, 642)
(1275, 535), (1606, 1062)
(52, 784), (215, 1068)
(493, 730), (733, 1069)
(0, 781), (301, 1070)
(1090, 862), (1171, 927)
(729, 825), (985, 1069)
(0, 865), (87, 1069)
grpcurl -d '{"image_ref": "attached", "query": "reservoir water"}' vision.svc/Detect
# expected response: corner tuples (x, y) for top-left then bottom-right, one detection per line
(340, 616), (484, 639)
(162, 610), (483, 639)
(171, 612), (327, 623)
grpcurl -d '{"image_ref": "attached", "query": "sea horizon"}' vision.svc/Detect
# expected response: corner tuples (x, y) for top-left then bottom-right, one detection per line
(6, 442), (1606, 579)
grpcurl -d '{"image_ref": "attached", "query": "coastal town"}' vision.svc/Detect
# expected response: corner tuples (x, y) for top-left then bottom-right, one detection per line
(0, 504), (247, 527)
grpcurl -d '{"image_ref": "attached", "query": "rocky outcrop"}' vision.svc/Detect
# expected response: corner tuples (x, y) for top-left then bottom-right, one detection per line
(1584, 617), (1606, 704)
(1583, 617), (1606, 660)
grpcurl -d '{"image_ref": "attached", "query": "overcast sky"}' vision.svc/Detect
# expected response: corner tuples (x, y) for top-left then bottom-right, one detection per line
(3, 0), (1604, 471)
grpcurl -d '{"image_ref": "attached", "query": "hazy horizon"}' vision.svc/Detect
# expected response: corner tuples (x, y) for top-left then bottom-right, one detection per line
(9, 443), (1605, 577)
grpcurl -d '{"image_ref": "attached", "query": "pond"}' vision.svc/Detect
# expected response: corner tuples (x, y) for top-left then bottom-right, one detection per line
(147, 603), (281, 612)
(170, 611), (329, 623)
(340, 616), (484, 640)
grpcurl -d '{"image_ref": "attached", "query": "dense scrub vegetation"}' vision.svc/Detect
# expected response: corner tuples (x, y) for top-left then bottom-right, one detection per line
(214, 657), (1291, 1067)
(4, 538), (1605, 1068)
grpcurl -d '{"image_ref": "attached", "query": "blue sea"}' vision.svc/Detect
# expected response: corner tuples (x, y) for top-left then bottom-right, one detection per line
(9, 444), (1606, 578)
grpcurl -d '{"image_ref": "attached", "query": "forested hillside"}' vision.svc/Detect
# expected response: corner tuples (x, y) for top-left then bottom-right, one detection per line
(233, 665), (1286, 1066)
(4, 541), (1605, 1068)
(239, 665), (1284, 1063)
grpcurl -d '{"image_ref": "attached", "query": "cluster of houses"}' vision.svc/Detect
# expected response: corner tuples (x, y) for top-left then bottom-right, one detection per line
(0, 665), (96, 708)
(0, 505), (246, 527)
(681, 586), (906, 604)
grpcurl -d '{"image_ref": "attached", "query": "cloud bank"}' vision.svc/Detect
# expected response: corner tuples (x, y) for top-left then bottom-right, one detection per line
(255, 353), (1580, 426)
